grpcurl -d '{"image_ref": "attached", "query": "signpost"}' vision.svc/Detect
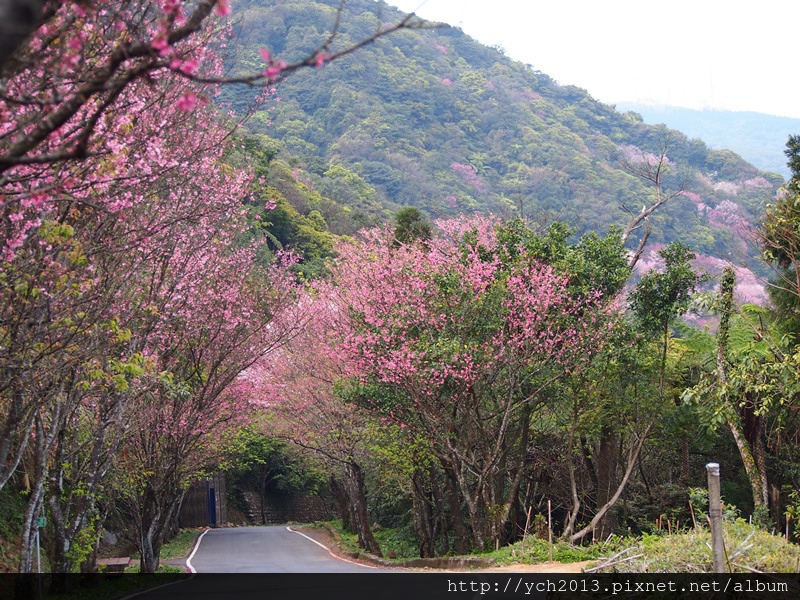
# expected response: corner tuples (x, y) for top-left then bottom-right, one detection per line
(35, 516), (46, 573)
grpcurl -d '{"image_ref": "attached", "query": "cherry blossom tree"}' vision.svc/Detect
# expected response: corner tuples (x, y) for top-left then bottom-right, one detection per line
(112, 249), (305, 573)
(0, 0), (424, 180)
(322, 216), (620, 550)
(7, 68), (261, 573)
(248, 298), (384, 557)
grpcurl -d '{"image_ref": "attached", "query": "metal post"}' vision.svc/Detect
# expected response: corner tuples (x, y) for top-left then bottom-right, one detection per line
(706, 462), (726, 572)
(35, 528), (41, 573)
(35, 526), (42, 600)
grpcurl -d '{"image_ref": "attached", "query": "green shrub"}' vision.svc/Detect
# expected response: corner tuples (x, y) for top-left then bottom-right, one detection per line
(0, 485), (25, 541)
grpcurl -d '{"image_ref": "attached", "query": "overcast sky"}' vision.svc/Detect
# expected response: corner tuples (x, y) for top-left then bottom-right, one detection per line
(389, 0), (800, 118)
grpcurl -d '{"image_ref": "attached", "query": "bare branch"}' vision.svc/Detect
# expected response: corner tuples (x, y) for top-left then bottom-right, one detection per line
(618, 134), (686, 269)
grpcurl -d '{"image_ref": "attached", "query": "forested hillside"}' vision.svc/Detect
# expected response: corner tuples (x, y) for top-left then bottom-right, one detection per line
(224, 0), (782, 265)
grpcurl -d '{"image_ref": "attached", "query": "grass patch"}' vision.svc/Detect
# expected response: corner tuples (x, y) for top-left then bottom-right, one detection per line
(320, 520), (621, 564)
(481, 534), (632, 565)
(591, 520), (800, 573)
(160, 529), (203, 561)
(123, 563), (187, 574)
(319, 518), (800, 573)
(316, 521), (361, 555)
(127, 528), (202, 562)
(315, 521), (419, 560)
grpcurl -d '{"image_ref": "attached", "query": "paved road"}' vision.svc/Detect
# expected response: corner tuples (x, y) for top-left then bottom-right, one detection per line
(186, 525), (389, 573)
(123, 527), (460, 600)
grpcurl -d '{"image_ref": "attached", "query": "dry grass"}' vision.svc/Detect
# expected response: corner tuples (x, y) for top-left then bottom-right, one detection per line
(590, 520), (800, 573)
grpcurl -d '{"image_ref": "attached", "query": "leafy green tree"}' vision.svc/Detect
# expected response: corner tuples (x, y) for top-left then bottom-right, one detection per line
(628, 242), (700, 487)
(558, 320), (662, 542)
(760, 137), (800, 336)
(393, 207), (432, 247)
(225, 427), (325, 525)
(681, 269), (793, 513)
(629, 243), (701, 403)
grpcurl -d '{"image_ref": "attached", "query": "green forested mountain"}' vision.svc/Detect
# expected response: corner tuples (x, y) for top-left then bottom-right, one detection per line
(225, 0), (783, 263)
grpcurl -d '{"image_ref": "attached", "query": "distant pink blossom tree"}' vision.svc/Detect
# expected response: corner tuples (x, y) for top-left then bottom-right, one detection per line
(713, 180), (741, 196)
(618, 144), (671, 168)
(744, 176), (772, 190)
(450, 162), (485, 193)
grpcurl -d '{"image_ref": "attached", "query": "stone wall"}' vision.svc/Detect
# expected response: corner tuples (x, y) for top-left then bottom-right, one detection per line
(242, 490), (335, 524)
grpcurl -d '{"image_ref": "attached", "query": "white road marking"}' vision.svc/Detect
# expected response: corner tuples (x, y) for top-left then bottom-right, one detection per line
(286, 526), (381, 569)
(185, 528), (210, 574)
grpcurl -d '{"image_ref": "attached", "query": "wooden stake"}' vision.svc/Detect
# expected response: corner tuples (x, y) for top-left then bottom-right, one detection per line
(548, 499), (553, 562)
(521, 506), (532, 554)
(787, 512), (791, 541)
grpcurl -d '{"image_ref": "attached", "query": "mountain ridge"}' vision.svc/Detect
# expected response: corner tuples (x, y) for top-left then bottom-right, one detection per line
(615, 103), (799, 179)
(225, 0), (783, 290)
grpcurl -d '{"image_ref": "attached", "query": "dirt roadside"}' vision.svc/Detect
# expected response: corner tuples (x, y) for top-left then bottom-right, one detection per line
(474, 561), (593, 573)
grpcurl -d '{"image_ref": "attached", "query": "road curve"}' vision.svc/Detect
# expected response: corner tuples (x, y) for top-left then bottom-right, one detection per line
(186, 525), (389, 573)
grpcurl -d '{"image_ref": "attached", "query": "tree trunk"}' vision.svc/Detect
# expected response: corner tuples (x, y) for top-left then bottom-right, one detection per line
(139, 532), (159, 574)
(138, 487), (162, 574)
(726, 416), (765, 508)
(430, 466), (447, 553)
(19, 481), (45, 574)
(716, 268), (766, 509)
(260, 469), (270, 525)
(593, 426), (619, 539)
(135, 487), (185, 573)
(563, 410), (582, 539)
(19, 407), (63, 574)
(680, 438), (690, 483)
(496, 405), (532, 546)
(455, 467), (486, 551)
(344, 461), (381, 557)
(411, 470), (436, 557)
(441, 464), (470, 554)
(329, 475), (352, 531)
(741, 393), (769, 508)
(0, 387), (34, 492)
